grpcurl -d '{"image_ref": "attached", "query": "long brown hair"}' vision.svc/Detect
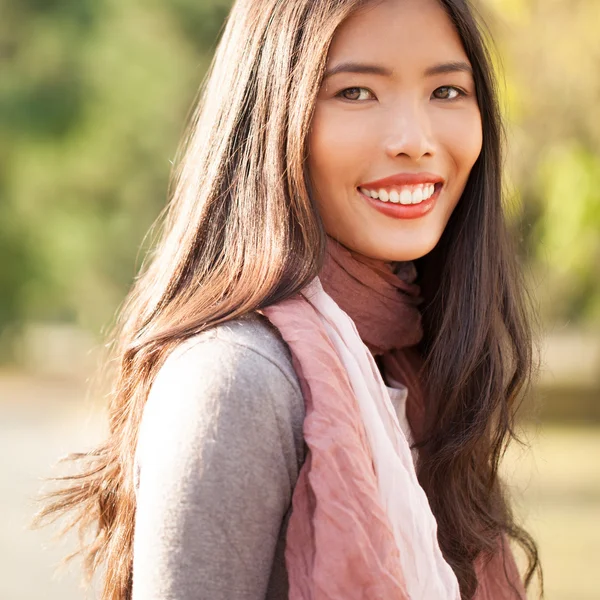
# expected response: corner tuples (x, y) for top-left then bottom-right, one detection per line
(36, 0), (541, 598)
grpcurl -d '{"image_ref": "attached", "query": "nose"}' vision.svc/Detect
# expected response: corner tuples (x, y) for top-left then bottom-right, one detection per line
(383, 100), (435, 161)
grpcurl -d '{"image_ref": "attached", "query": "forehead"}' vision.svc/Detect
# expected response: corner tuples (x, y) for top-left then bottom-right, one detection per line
(328, 0), (469, 72)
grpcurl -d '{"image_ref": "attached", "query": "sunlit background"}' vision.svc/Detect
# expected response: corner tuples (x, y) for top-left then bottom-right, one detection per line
(1, 0), (598, 598)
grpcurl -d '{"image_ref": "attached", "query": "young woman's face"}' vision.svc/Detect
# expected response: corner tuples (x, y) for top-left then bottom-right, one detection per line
(308, 0), (483, 261)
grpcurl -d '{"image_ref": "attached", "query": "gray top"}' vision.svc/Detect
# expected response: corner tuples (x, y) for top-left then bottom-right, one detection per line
(132, 313), (305, 600)
(132, 312), (409, 600)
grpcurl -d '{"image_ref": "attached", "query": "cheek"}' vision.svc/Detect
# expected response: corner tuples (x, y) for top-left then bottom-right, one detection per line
(439, 109), (483, 174)
(308, 105), (376, 191)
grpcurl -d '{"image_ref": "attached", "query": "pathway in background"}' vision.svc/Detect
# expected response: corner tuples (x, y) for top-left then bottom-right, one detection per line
(0, 372), (105, 600)
(502, 424), (600, 598)
(1, 372), (598, 600)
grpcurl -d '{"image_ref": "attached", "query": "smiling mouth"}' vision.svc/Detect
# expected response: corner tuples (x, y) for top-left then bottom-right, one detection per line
(357, 183), (442, 205)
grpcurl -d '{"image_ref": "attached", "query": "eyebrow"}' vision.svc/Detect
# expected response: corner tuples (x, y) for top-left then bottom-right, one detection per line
(424, 61), (473, 77)
(323, 60), (473, 79)
(324, 62), (392, 79)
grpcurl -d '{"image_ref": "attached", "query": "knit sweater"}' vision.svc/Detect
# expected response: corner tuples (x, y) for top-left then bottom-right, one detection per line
(132, 313), (410, 599)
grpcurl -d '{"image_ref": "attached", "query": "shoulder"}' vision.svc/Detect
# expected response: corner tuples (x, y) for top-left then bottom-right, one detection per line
(137, 312), (306, 482)
(132, 314), (305, 599)
(150, 312), (301, 405)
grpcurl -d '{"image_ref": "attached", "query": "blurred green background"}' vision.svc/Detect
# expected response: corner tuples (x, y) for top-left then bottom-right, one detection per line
(0, 0), (598, 598)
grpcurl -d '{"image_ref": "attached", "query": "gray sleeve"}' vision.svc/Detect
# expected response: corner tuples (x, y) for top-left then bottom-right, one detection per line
(131, 333), (304, 600)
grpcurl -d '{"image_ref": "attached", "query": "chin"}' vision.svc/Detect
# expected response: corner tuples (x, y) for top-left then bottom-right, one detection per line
(373, 246), (433, 262)
(347, 230), (443, 263)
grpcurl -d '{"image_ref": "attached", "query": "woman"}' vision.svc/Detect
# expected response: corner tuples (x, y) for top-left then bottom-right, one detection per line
(39, 0), (542, 598)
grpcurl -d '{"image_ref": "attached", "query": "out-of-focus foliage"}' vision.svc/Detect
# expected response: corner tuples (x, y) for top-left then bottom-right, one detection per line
(0, 0), (598, 357)
(0, 0), (231, 349)
(481, 0), (600, 324)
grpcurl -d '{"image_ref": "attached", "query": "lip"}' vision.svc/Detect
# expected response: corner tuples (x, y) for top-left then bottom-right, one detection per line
(358, 182), (442, 220)
(360, 171), (444, 189)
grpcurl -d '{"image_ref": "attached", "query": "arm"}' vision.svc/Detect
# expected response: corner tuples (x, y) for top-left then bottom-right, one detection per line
(132, 334), (304, 600)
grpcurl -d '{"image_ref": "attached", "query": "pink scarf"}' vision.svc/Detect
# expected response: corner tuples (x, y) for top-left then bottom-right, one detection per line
(262, 238), (526, 599)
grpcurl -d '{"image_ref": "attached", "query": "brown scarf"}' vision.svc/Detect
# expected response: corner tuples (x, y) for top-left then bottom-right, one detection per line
(320, 236), (428, 442)
(317, 235), (526, 599)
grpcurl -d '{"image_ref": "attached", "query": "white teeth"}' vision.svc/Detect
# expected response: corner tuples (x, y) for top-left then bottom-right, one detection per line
(359, 187), (379, 199)
(398, 189), (411, 205)
(360, 183), (438, 204)
(412, 186), (424, 204)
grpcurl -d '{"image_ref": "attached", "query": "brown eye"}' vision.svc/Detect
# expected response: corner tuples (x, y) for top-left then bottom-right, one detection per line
(338, 87), (373, 101)
(432, 86), (464, 100)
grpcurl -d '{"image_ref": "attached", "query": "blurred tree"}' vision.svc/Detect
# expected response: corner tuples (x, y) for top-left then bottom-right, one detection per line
(482, 0), (600, 325)
(0, 0), (101, 350)
(0, 0), (231, 352)
(167, 0), (232, 53)
(0, 0), (598, 361)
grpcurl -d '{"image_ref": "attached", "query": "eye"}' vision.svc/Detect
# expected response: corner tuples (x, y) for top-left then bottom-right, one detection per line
(432, 86), (466, 101)
(336, 87), (375, 101)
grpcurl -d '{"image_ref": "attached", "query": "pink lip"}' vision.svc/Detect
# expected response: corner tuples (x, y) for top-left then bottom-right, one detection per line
(360, 172), (444, 188)
(358, 183), (442, 220)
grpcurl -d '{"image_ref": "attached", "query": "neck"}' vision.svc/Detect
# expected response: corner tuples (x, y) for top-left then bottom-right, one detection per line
(319, 236), (424, 355)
